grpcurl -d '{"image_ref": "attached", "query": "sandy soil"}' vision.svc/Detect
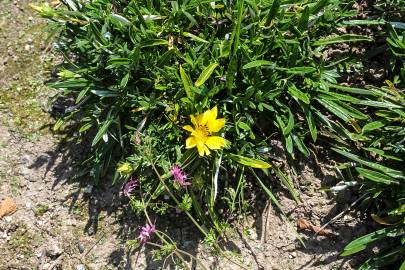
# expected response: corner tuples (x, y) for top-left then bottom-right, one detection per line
(0, 1), (373, 269)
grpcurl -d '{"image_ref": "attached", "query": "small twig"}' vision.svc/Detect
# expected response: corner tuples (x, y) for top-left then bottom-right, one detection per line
(261, 200), (272, 244)
(83, 231), (106, 257)
(222, 252), (250, 270)
(47, 254), (64, 270)
(313, 193), (368, 238)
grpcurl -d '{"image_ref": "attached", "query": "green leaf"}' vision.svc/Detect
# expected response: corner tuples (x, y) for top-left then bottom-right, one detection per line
(237, 121), (251, 131)
(333, 148), (405, 180)
(293, 134), (310, 157)
(356, 168), (399, 185)
(357, 100), (403, 109)
(53, 118), (65, 131)
(266, 0), (280, 25)
(364, 147), (403, 161)
(341, 19), (385, 26)
(309, 0), (328, 14)
(120, 73), (130, 88)
(195, 63), (219, 87)
(79, 122), (93, 133)
(313, 34), (372, 46)
(288, 85), (310, 104)
(242, 60), (273, 69)
(316, 99), (349, 121)
(284, 66), (317, 74)
(302, 105), (317, 142)
(92, 119), (113, 146)
(111, 13), (130, 25)
(362, 121), (385, 132)
(342, 226), (405, 256)
(286, 135), (294, 154)
(139, 39), (168, 47)
(273, 166), (300, 203)
(183, 32), (209, 43)
(50, 79), (89, 89)
(228, 154), (271, 169)
(76, 87), (90, 103)
(179, 65), (194, 100)
(327, 83), (380, 96)
(230, 0), (244, 55)
(107, 58), (131, 66)
(283, 109), (294, 135)
(297, 6), (309, 32)
(358, 247), (405, 270)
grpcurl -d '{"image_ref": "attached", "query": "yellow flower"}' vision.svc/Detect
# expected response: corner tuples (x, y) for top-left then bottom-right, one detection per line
(183, 106), (226, 156)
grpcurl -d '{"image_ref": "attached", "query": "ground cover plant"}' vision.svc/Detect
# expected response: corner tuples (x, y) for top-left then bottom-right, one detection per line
(32, 0), (405, 268)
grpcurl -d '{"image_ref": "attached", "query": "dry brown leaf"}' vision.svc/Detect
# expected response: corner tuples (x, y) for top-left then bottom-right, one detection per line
(297, 218), (333, 236)
(50, 0), (61, 8)
(297, 218), (312, 230)
(0, 197), (17, 219)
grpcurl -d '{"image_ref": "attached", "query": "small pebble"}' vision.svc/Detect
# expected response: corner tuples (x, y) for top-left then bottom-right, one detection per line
(5, 216), (12, 223)
(77, 240), (85, 253)
(75, 264), (86, 270)
(84, 184), (93, 194)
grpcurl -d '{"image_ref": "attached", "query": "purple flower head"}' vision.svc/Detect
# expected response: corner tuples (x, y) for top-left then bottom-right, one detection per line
(170, 165), (191, 187)
(121, 176), (138, 197)
(137, 223), (156, 243)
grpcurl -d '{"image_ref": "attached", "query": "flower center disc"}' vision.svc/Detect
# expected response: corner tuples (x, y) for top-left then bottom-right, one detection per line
(195, 125), (209, 140)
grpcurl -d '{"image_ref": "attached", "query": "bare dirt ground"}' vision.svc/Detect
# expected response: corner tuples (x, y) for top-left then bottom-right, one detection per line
(0, 1), (373, 269)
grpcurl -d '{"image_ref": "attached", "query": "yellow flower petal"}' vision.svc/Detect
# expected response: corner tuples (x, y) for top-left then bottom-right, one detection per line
(190, 115), (198, 127)
(199, 109), (211, 126)
(196, 142), (205, 156)
(186, 136), (197, 149)
(203, 145), (211, 156)
(210, 106), (218, 119)
(205, 136), (226, 150)
(183, 125), (195, 133)
(208, 118), (225, 133)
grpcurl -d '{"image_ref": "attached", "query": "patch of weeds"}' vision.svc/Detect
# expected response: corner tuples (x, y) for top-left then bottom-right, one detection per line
(0, 0), (54, 139)
(34, 203), (50, 217)
(7, 222), (42, 261)
(67, 199), (88, 220)
(8, 176), (20, 196)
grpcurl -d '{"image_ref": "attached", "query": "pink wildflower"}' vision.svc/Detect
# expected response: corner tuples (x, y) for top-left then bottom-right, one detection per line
(137, 223), (156, 243)
(121, 176), (138, 197)
(170, 165), (191, 187)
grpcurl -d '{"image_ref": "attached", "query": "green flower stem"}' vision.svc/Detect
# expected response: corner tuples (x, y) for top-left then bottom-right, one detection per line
(150, 162), (208, 237)
(150, 161), (250, 270)
(146, 241), (209, 270)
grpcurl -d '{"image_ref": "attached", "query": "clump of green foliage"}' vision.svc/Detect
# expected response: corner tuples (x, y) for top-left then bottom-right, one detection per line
(34, 0), (405, 268)
(337, 16), (405, 270)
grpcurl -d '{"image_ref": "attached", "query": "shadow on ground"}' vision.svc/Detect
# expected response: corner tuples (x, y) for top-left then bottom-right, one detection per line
(26, 119), (372, 269)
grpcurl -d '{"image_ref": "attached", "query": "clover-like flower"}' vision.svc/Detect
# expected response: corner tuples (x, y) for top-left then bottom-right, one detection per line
(183, 106), (226, 156)
(170, 165), (191, 187)
(121, 176), (138, 197)
(137, 223), (156, 243)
